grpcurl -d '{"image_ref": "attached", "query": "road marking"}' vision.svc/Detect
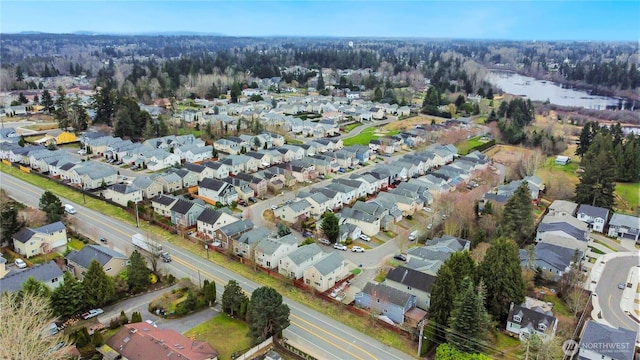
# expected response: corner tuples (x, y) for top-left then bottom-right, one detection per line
(7, 175), (382, 360)
(172, 256), (376, 360)
(608, 293), (633, 327)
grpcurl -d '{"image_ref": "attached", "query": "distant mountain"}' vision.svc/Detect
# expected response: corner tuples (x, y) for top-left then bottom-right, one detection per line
(12, 30), (225, 36)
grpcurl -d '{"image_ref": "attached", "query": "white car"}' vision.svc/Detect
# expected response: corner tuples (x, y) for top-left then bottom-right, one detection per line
(77, 149), (87, 155)
(359, 234), (371, 242)
(14, 258), (27, 269)
(145, 319), (158, 328)
(333, 243), (347, 251)
(271, 205), (278, 210)
(211, 240), (221, 247)
(427, 223), (433, 230)
(424, 207), (433, 212)
(351, 246), (365, 253)
(81, 308), (104, 320)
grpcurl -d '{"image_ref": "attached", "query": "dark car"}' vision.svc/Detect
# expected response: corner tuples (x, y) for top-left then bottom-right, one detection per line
(99, 237), (107, 243)
(237, 199), (247, 206)
(302, 230), (314, 237)
(248, 197), (258, 203)
(393, 254), (407, 262)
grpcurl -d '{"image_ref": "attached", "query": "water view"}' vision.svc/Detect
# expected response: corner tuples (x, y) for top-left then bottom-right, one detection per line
(486, 71), (630, 110)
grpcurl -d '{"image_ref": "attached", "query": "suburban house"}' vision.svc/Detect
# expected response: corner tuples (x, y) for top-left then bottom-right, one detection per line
(103, 184), (143, 207)
(151, 194), (178, 217)
(174, 144), (213, 163)
(355, 282), (417, 325)
(506, 300), (558, 341)
(68, 162), (117, 189)
(132, 176), (164, 199)
(198, 178), (238, 205)
(547, 200), (579, 217)
(183, 162), (216, 181)
(214, 219), (254, 249)
(340, 208), (380, 236)
(222, 176), (255, 201)
(214, 138), (241, 155)
(577, 321), (637, 360)
(170, 199), (206, 228)
(405, 236), (471, 275)
(233, 227), (272, 259)
(66, 245), (129, 279)
(168, 168), (199, 188)
(303, 252), (349, 292)
(196, 208), (239, 240)
(607, 213), (640, 243)
(234, 173), (268, 197)
(151, 172), (183, 193)
(536, 215), (590, 243)
(576, 204), (609, 233)
(202, 161), (230, 179)
(300, 192), (332, 218)
(254, 234), (300, 269)
(13, 222), (67, 258)
(519, 241), (584, 278)
(384, 266), (436, 311)
(274, 200), (311, 224)
(0, 260), (64, 293)
(104, 323), (218, 360)
(278, 243), (324, 279)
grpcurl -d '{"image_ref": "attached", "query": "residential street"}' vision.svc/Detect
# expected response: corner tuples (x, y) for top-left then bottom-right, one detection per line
(2, 172), (412, 360)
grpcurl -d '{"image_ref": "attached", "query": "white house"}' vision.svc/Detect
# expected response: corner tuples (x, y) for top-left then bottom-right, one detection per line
(302, 252), (349, 292)
(576, 204), (609, 233)
(254, 234), (300, 270)
(278, 243), (324, 279)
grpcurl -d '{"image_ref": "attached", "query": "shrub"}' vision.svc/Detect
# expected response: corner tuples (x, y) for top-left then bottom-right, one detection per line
(109, 318), (120, 329)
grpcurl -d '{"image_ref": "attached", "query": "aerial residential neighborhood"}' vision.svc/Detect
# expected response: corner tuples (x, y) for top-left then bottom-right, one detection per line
(1, 2), (639, 360)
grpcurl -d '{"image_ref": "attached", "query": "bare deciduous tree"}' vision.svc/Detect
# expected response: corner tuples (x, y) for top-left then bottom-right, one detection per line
(0, 292), (71, 359)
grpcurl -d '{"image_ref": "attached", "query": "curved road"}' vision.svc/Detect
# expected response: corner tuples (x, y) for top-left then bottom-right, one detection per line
(1, 173), (412, 360)
(594, 253), (639, 332)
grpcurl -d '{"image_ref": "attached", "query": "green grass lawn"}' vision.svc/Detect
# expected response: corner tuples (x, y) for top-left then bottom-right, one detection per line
(67, 238), (86, 250)
(615, 182), (640, 213)
(542, 156), (580, 176)
(593, 239), (617, 252)
(543, 294), (571, 317)
(588, 246), (605, 255)
(343, 123), (361, 133)
(343, 127), (379, 146)
(456, 136), (488, 155)
(177, 127), (203, 138)
(492, 331), (520, 353)
(185, 314), (251, 360)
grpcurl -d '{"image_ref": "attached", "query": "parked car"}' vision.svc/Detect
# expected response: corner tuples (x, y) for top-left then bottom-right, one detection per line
(81, 308), (104, 320)
(144, 319), (158, 328)
(333, 243), (347, 251)
(99, 237), (107, 243)
(337, 168), (346, 173)
(248, 197), (258, 203)
(359, 234), (371, 242)
(318, 174), (326, 180)
(393, 254), (407, 262)
(318, 238), (331, 245)
(237, 199), (247, 206)
(351, 246), (365, 253)
(14, 258), (27, 269)
(211, 240), (222, 247)
(270, 205), (278, 210)
(77, 149), (86, 155)
(427, 223), (433, 230)
(302, 230), (314, 238)
(424, 207), (432, 213)
(618, 282), (626, 290)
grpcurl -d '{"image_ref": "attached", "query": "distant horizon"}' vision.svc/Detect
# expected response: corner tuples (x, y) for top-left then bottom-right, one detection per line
(1, 1), (639, 42)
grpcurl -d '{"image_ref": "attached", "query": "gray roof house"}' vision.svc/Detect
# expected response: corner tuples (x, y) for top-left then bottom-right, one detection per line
(215, 219), (254, 248)
(536, 215), (589, 242)
(278, 243), (324, 279)
(548, 200), (579, 217)
(384, 266), (436, 311)
(132, 176), (164, 199)
(0, 261), (64, 293)
(607, 213), (640, 243)
(405, 236), (470, 275)
(233, 227), (272, 258)
(254, 234), (300, 270)
(169, 199), (205, 228)
(578, 321), (638, 360)
(576, 204), (609, 233)
(303, 252), (349, 292)
(66, 245), (129, 279)
(355, 282), (417, 325)
(519, 242), (582, 278)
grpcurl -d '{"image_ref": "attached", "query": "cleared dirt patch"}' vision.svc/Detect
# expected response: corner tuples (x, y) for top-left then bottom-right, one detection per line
(382, 114), (441, 131)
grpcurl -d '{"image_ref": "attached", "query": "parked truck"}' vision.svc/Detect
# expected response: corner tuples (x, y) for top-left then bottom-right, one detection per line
(131, 233), (172, 262)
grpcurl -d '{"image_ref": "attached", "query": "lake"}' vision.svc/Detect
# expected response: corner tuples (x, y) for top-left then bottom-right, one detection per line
(486, 71), (632, 110)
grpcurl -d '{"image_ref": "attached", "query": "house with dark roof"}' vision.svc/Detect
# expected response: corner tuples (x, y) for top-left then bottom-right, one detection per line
(170, 199), (206, 228)
(340, 207), (380, 236)
(233, 227), (272, 258)
(202, 161), (230, 179)
(233, 172), (268, 197)
(506, 302), (558, 341)
(199, 178), (238, 205)
(196, 208), (239, 240)
(355, 282), (417, 325)
(0, 260), (64, 293)
(578, 320), (637, 360)
(214, 219), (254, 249)
(405, 236), (470, 275)
(536, 215), (590, 243)
(168, 168), (199, 188)
(151, 194), (178, 217)
(13, 222), (67, 258)
(183, 162), (215, 181)
(254, 234), (300, 270)
(103, 183), (143, 207)
(384, 266), (436, 311)
(278, 243), (324, 279)
(303, 252), (349, 292)
(66, 245), (129, 279)
(607, 213), (640, 243)
(274, 199), (311, 223)
(519, 242), (583, 278)
(576, 204), (609, 233)
(104, 323), (218, 360)
(132, 176), (164, 199)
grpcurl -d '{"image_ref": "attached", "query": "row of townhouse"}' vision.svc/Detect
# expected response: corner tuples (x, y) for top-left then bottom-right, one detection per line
(212, 133), (286, 155)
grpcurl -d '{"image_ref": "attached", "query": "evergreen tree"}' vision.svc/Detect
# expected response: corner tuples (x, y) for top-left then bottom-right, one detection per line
(221, 280), (247, 317)
(478, 237), (526, 321)
(317, 71), (325, 90)
(91, 330), (104, 347)
(18, 277), (52, 302)
(83, 259), (115, 307)
(130, 311), (142, 323)
(575, 121), (597, 159)
(51, 272), (85, 317)
(41, 89), (54, 113)
(1, 204), (23, 244)
(15, 65), (23, 81)
(500, 182), (534, 245)
(574, 133), (617, 209)
(247, 286), (290, 344)
(619, 134), (639, 182)
(446, 277), (490, 354)
(277, 223), (292, 237)
(203, 279), (217, 306)
(18, 92), (28, 104)
(429, 263), (455, 342)
(127, 250), (150, 293)
(486, 88), (494, 100)
(446, 251), (477, 284)
(54, 87), (70, 130)
(320, 212), (340, 243)
(92, 87), (115, 126)
(18, 135), (25, 147)
(68, 95), (89, 133)
(39, 190), (65, 223)
(373, 86), (383, 102)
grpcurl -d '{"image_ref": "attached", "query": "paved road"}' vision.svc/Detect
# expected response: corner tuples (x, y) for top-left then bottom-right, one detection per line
(594, 253), (639, 332)
(1, 173), (412, 360)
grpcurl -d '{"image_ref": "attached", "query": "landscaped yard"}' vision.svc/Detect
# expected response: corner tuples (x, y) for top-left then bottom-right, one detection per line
(185, 313), (252, 360)
(456, 135), (489, 155)
(67, 238), (87, 250)
(342, 127), (379, 146)
(177, 127), (203, 138)
(343, 123), (361, 133)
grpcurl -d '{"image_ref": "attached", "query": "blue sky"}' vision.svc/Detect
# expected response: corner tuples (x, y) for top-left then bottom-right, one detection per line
(1, 1), (638, 41)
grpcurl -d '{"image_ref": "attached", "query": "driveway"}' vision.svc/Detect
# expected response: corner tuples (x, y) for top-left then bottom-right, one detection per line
(97, 284), (219, 334)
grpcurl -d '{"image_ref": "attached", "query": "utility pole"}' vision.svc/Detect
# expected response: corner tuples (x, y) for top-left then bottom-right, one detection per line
(417, 319), (425, 357)
(135, 201), (140, 228)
